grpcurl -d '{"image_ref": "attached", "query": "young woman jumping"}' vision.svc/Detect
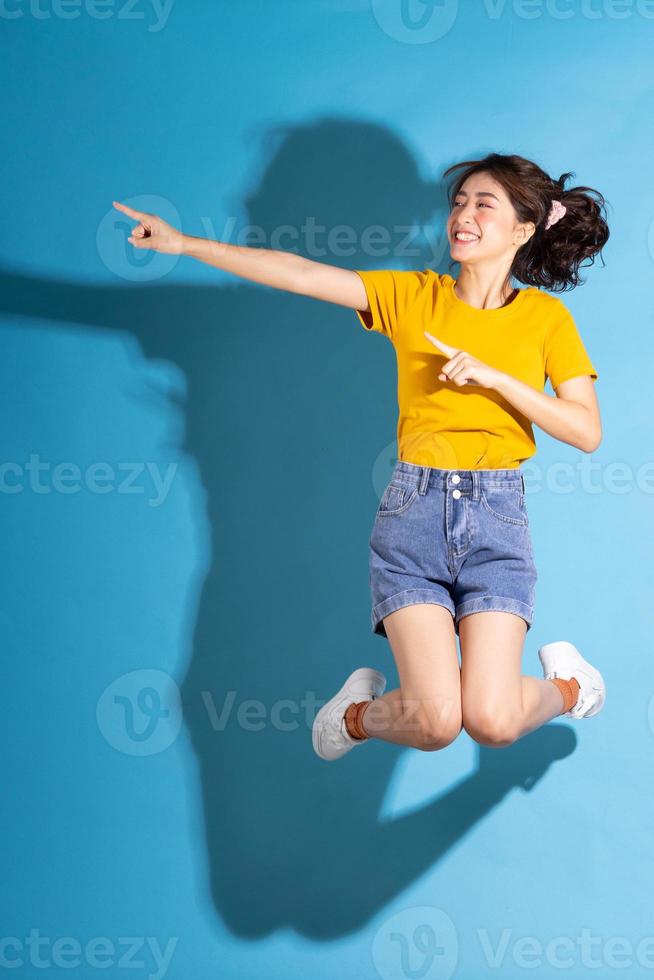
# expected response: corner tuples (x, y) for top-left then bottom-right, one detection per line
(113, 150), (609, 762)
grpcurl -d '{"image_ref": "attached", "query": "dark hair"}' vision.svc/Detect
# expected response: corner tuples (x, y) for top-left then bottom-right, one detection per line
(442, 152), (610, 292)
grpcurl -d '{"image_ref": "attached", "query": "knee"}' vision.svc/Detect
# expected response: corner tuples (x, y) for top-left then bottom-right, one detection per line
(414, 716), (463, 752)
(462, 708), (521, 748)
(394, 692), (462, 751)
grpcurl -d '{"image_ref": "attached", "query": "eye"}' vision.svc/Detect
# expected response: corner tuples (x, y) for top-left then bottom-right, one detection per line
(453, 201), (491, 208)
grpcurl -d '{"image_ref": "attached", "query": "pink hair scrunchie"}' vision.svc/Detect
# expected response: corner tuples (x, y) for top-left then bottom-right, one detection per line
(545, 199), (567, 229)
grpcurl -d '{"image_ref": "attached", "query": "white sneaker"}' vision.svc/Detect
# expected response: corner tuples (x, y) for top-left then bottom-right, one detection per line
(312, 667), (387, 761)
(538, 640), (606, 719)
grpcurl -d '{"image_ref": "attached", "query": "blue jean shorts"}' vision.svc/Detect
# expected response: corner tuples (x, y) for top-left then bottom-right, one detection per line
(369, 461), (538, 638)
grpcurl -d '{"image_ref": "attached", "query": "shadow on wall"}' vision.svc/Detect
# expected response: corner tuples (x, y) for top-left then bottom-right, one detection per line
(0, 116), (577, 938)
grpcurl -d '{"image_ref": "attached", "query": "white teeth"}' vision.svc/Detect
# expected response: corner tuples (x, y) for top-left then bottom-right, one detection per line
(455, 232), (479, 241)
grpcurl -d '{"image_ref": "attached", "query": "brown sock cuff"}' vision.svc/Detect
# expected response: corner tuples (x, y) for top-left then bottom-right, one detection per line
(344, 700), (371, 740)
(550, 676), (581, 715)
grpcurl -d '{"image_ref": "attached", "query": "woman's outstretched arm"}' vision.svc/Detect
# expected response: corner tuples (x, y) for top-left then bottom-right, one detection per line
(113, 202), (370, 313)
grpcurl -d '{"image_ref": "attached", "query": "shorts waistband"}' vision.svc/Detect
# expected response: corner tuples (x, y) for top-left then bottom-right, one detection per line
(391, 461), (525, 499)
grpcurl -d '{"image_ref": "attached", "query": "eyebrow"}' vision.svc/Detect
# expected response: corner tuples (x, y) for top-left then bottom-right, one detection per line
(454, 190), (501, 202)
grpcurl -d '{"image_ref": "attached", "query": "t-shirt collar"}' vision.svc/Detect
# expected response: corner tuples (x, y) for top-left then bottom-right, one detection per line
(443, 274), (528, 317)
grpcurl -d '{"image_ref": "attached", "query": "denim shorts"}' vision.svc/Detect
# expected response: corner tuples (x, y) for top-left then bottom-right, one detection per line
(369, 461), (538, 638)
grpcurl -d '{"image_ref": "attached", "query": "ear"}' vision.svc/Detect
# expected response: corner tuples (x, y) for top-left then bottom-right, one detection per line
(515, 220), (535, 247)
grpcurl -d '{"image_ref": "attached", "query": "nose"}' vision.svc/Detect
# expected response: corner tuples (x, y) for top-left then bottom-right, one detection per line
(452, 202), (476, 226)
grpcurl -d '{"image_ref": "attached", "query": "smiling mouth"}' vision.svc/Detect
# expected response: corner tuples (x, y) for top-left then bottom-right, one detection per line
(453, 232), (480, 243)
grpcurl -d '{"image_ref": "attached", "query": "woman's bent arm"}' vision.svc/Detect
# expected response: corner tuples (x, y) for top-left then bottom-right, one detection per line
(492, 372), (602, 453)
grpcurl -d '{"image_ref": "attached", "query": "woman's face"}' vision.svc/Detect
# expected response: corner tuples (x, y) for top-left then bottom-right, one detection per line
(447, 171), (532, 267)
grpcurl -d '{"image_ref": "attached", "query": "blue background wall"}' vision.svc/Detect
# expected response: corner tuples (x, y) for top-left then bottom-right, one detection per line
(1, 2), (652, 977)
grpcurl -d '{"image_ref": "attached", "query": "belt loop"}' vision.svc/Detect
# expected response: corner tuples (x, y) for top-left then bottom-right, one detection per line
(419, 466), (430, 495)
(472, 470), (480, 501)
(520, 469), (526, 495)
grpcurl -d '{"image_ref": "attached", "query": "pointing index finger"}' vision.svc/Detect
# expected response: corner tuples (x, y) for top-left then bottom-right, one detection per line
(424, 331), (457, 356)
(113, 201), (148, 222)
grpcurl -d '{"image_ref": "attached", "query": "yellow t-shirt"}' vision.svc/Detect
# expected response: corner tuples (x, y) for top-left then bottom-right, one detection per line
(354, 268), (598, 470)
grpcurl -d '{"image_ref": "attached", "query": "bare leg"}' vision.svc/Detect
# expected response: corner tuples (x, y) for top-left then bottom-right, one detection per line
(459, 611), (564, 747)
(361, 603), (463, 750)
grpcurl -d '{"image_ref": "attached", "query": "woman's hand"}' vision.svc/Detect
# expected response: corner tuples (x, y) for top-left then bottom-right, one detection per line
(112, 202), (185, 255)
(424, 332), (503, 389)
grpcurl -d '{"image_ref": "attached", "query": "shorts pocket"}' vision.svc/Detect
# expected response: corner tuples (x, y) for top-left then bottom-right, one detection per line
(480, 487), (529, 526)
(377, 480), (419, 517)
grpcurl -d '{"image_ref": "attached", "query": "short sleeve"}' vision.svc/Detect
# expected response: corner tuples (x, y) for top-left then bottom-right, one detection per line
(543, 306), (598, 389)
(353, 268), (431, 341)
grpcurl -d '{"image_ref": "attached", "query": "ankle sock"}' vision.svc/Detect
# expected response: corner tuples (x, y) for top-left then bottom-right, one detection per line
(344, 700), (371, 740)
(549, 676), (581, 715)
